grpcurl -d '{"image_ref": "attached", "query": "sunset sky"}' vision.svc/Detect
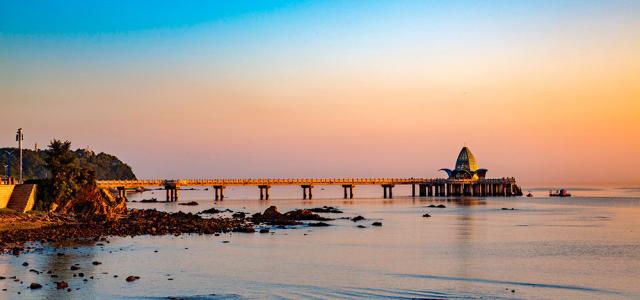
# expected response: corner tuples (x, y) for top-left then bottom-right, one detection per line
(1, 1), (639, 185)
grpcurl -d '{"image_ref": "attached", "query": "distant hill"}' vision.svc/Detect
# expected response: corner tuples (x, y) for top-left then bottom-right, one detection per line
(0, 147), (136, 180)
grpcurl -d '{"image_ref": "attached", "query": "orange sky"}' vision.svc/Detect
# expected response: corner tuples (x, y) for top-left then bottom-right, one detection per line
(1, 1), (639, 185)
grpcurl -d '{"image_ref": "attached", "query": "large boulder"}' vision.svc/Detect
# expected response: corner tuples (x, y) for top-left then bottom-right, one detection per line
(262, 206), (282, 219)
(52, 188), (127, 220)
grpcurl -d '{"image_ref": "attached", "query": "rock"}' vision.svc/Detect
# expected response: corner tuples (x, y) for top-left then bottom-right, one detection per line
(351, 216), (365, 222)
(70, 266), (80, 271)
(307, 206), (343, 213)
(232, 212), (246, 219)
(259, 229), (270, 233)
(371, 222), (382, 226)
(198, 208), (222, 214)
(251, 206), (331, 225)
(52, 188), (127, 221)
(308, 222), (330, 227)
(22, 262), (28, 266)
(178, 201), (199, 206)
(262, 206), (282, 219)
(422, 213), (431, 218)
(92, 261), (102, 265)
(29, 269), (39, 274)
(501, 208), (515, 210)
(139, 198), (158, 203)
(78, 273), (84, 277)
(29, 283), (42, 289)
(284, 209), (332, 221)
(125, 276), (140, 282)
(232, 226), (255, 233)
(357, 225), (367, 228)
(56, 281), (68, 289)
(427, 204), (447, 208)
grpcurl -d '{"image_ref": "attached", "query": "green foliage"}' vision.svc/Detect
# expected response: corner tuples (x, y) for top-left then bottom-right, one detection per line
(41, 140), (97, 209)
(20, 140), (130, 211)
(0, 146), (135, 181)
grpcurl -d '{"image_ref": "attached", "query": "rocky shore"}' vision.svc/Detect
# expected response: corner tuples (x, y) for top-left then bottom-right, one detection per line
(0, 209), (252, 255)
(0, 205), (342, 255)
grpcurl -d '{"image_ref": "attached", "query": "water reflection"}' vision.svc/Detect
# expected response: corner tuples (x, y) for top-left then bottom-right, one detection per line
(2, 188), (640, 298)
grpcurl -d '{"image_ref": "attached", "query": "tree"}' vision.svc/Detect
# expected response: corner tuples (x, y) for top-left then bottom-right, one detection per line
(36, 140), (97, 210)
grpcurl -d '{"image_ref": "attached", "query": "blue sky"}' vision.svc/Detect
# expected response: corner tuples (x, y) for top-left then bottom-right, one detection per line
(0, 1), (305, 34)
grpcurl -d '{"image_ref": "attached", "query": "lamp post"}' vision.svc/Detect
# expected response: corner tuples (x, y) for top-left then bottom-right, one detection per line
(3, 150), (12, 180)
(16, 128), (23, 184)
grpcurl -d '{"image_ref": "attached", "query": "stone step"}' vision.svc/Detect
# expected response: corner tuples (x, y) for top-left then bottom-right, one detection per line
(7, 184), (36, 212)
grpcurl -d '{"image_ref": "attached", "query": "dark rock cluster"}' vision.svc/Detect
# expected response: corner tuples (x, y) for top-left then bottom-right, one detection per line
(307, 206), (343, 213)
(427, 204), (446, 208)
(251, 206), (333, 225)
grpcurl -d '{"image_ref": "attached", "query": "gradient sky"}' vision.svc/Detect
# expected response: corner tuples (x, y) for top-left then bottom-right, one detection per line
(1, 1), (639, 185)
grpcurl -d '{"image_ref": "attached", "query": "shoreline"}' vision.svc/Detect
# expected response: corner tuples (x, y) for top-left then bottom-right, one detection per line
(0, 209), (253, 255)
(0, 205), (336, 255)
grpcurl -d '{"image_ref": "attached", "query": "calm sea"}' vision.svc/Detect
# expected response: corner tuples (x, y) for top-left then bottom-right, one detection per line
(1, 185), (639, 299)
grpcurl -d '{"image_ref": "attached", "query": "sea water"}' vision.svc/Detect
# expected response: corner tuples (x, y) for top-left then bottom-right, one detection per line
(1, 185), (639, 299)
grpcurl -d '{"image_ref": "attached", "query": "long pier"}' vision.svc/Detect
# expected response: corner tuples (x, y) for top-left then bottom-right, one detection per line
(97, 177), (521, 201)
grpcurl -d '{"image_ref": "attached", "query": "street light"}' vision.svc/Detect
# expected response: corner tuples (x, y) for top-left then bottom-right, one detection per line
(1, 164), (6, 184)
(3, 150), (12, 180)
(16, 128), (23, 184)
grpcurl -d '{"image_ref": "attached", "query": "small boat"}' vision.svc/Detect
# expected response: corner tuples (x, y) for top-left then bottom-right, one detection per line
(549, 189), (571, 197)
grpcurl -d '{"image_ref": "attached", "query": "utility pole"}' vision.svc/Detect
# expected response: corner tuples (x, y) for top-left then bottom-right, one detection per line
(16, 128), (23, 184)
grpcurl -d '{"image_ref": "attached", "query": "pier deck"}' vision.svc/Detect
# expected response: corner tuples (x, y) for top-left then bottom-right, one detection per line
(98, 177), (521, 201)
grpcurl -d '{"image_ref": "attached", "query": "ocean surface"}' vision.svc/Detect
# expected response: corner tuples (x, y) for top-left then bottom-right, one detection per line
(1, 185), (639, 299)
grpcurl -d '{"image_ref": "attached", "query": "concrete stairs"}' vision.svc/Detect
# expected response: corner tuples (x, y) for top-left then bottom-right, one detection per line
(6, 184), (36, 212)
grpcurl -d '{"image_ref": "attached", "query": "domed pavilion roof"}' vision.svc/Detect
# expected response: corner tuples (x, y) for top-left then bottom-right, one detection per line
(454, 147), (479, 172)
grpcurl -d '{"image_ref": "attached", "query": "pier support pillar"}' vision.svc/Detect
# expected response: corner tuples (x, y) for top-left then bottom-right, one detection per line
(382, 184), (394, 199)
(214, 186), (225, 201)
(342, 185), (354, 199)
(259, 185), (271, 200)
(301, 185), (313, 199)
(412, 184), (416, 197)
(117, 187), (127, 200)
(166, 188), (170, 202)
(419, 184), (427, 197)
(428, 185), (433, 197)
